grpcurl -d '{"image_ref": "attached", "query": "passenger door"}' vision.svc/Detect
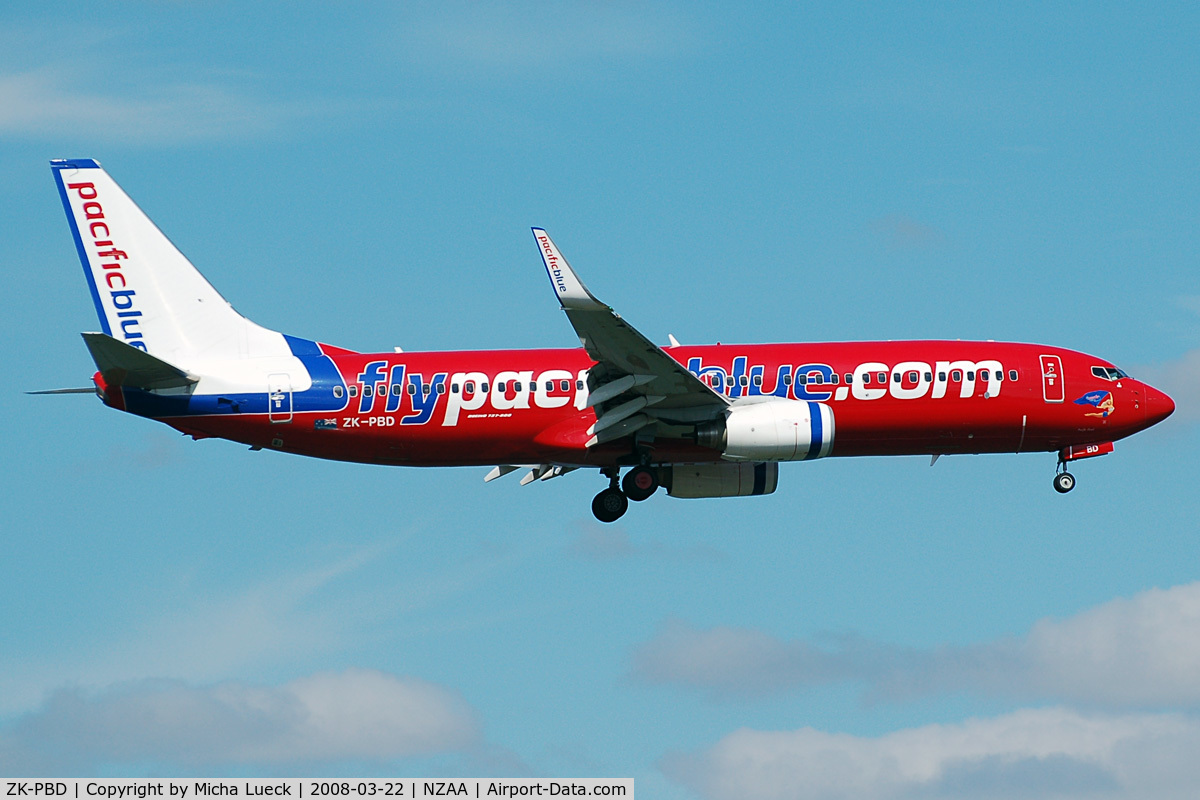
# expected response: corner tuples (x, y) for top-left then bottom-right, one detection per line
(1039, 355), (1064, 403)
(268, 373), (293, 422)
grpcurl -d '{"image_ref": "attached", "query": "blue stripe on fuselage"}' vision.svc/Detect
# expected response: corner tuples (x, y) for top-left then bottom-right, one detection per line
(120, 334), (349, 419)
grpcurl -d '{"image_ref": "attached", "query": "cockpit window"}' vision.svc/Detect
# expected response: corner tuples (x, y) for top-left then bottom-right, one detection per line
(1092, 366), (1128, 381)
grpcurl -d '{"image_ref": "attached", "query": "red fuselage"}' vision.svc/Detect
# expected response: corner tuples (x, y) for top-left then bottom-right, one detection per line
(130, 339), (1173, 468)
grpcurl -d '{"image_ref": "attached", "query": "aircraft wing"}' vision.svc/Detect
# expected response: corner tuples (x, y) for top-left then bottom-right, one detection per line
(532, 228), (728, 446)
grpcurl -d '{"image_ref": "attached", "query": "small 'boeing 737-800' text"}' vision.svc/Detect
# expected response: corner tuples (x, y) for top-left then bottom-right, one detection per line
(44, 159), (1174, 522)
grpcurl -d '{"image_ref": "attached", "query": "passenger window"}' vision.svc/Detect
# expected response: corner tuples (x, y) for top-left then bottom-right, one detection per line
(481, 382), (489, 393)
(845, 373), (853, 384)
(783, 374), (793, 385)
(924, 372), (932, 382)
(740, 375), (748, 386)
(576, 380), (584, 390)
(514, 381), (522, 391)
(393, 383), (404, 395)
(952, 370), (962, 381)
(363, 385), (373, 397)
(798, 374), (808, 385)
(878, 372), (887, 383)
(994, 370), (1002, 381)
(753, 375), (762, 386)
(811, 374), (822, 385)
(830, 374), (839, 385)
(862, 374), (871, 385)
(333, 385), (344, 398)
(422, 384), (431, 395)
(498, 382), (507, 392)
(893, 373), (901, 383)
(1008, 370), (1017, 381)
(348, 385), (358, 397)
(560, 380), (570, 391)
(967, 371), (975, 381)
(465, 381), (475, 393)
(908, 371), (918, 382)
(938, 372), (947, 381)
(407, 384), (416, 395)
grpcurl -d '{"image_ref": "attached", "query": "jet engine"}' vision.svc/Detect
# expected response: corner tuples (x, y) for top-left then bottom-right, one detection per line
(695, 399), (835, 461)
(662, 462), (779, 498)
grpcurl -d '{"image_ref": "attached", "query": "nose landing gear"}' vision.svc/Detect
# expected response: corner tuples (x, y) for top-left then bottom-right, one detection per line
(1053, 471), (1076, 493)
(1053, 454), (1077, 494)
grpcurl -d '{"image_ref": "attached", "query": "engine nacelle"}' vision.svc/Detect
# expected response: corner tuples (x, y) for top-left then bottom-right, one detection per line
(663, 462), (779, 498)
(696, 399), (835, 461)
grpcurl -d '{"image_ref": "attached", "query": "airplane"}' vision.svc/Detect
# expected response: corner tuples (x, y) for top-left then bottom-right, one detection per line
(44, 158), (1175, 523)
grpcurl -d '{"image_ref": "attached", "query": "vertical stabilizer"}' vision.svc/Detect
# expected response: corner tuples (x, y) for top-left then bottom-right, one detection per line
(51, 159), (290, 366)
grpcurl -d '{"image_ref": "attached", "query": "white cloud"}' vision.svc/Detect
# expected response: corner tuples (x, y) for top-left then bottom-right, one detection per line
(634, 582), (1200, 707)
(0, 68), (331, 144)
(869, 214), (946, 250)
(633, 620), (855, 695)
(0, 547), (387, 715)
(568, 523), (727, 562)
(663, 707), (1200, 800)
(1, 669), (478, 774)
(398, 2), (697, 74)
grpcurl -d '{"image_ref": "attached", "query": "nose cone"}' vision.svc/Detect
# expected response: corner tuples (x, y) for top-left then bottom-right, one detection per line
(1143, 384), (1175, 427)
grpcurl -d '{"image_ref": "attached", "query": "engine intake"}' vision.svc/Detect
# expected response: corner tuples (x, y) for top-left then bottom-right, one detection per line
(696, 399), (835, 461)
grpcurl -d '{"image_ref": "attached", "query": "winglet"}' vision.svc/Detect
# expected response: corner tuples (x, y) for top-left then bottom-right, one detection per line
(531, 228), (604, 310)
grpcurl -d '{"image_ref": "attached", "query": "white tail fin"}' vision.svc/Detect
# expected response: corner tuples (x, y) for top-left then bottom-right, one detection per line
(51, 159), (290, 366)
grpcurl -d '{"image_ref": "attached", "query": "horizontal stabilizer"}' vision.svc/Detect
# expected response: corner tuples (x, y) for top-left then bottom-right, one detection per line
(81, 332), (197, 391)
(27, 387), (96, 395)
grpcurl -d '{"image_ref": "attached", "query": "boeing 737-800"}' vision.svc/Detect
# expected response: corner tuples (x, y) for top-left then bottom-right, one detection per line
(45, 159), (1175, 522)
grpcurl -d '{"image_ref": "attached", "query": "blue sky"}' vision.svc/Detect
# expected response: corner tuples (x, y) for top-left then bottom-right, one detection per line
(4, 2), (1200, 796)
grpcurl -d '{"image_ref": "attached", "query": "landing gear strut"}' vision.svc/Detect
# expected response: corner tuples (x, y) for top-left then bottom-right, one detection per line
(592, 467), (629, 523)
(1053, 456), (1076, 494)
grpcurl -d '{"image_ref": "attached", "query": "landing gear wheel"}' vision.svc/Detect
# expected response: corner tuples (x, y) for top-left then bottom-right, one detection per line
(622, 466), (659, 502)
(592, 488), (629, 522)
(1053, 472), (1076, 494)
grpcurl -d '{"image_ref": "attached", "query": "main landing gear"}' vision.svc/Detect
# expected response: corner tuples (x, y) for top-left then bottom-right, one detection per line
(591, 466), (661, 522)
